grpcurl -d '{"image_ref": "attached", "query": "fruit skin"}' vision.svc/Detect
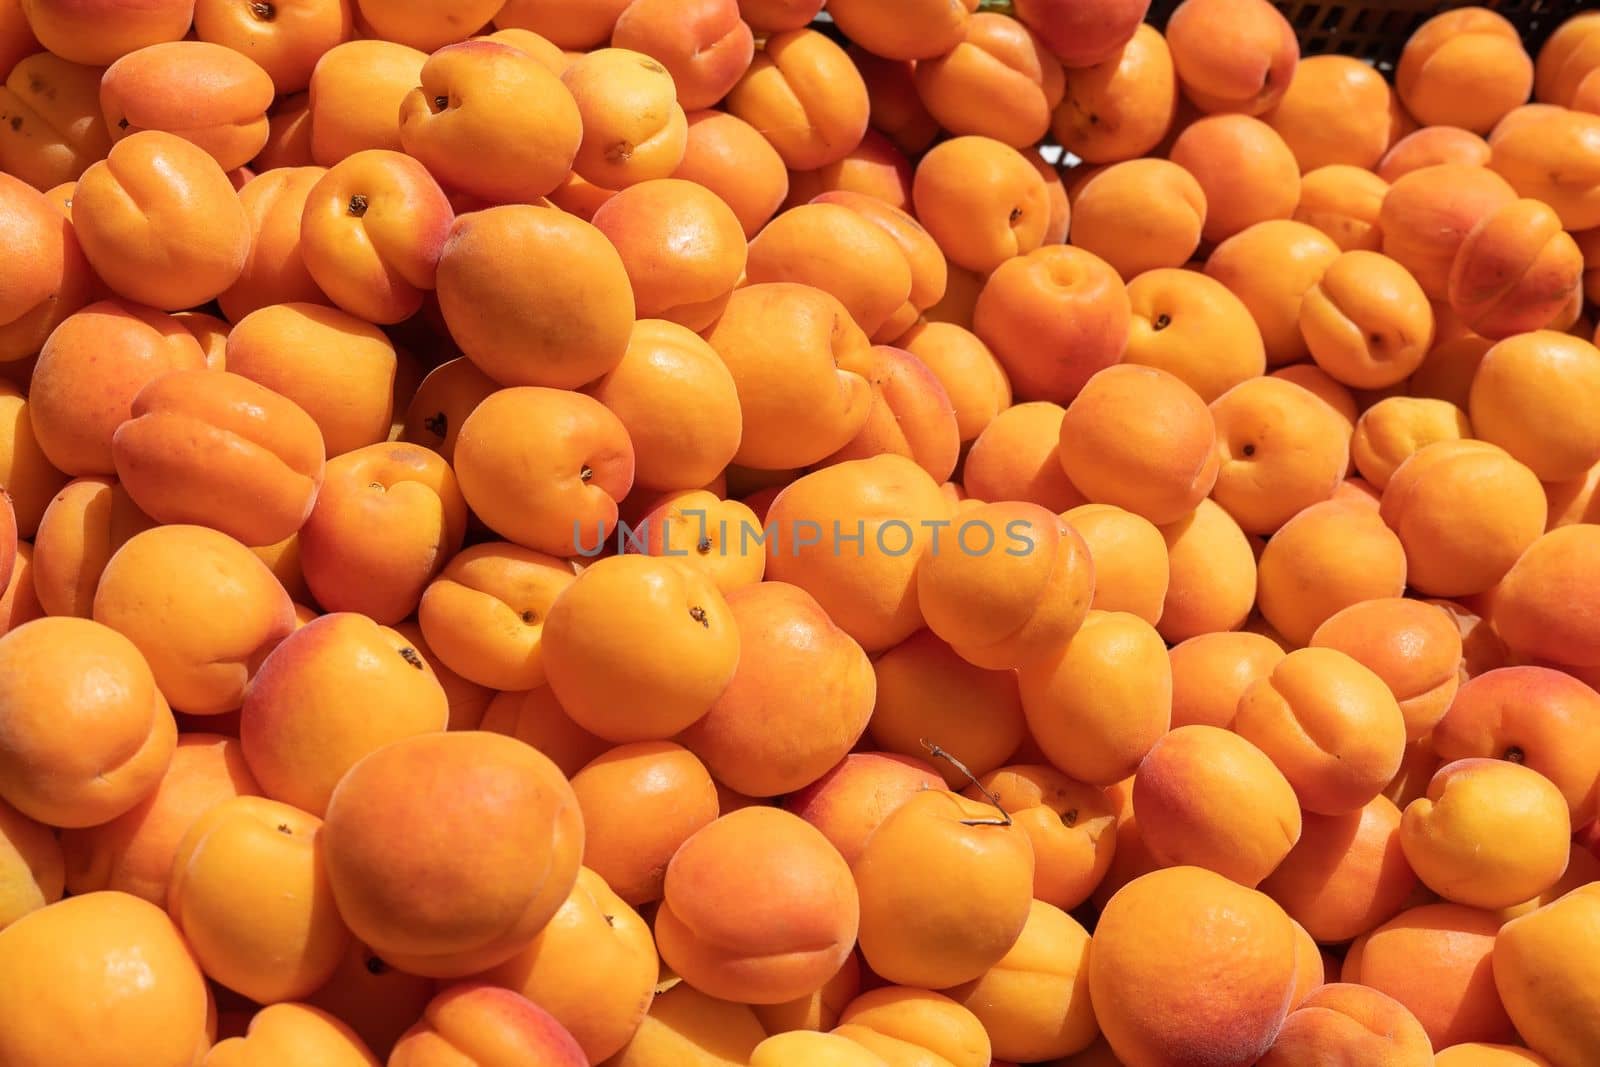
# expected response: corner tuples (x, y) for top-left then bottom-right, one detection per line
(1494, 883), (1600, 1067)
(1089, 865), (1299, 1067)
(831, 986), (992, 1067)
(387, 983), (588, 1067)
(1053, 23), (1177, 163)
(0, 796), (63, 931)
(192, 0), (354, 96)
(853, 789), (1034, 990)
(100, 41), (275, 171)
(1469, 330), (1600, 483)
(320, 731), (584, 980)
(784, 752), (947, 869)
(0, 615), (177, 829)
(1396, 8), (1532, 134)
(656, 807), (859, 1004)
(1310, 596), (1463, 742)
(0, 890), (213, 1067)
(1257, 982), (1432, 1067)
(0, 171), (93, 363)
(19, 0), (195, 66)
(725, 28), (868, 172)
(561, 46), (688, 189)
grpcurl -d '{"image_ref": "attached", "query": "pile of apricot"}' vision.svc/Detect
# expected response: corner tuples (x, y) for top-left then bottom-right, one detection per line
(2, 0), (1600, 1064)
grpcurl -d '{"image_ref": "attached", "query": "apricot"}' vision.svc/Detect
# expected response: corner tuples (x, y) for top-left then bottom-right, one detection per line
(747, 203), (911, 339)
(628, 490), (766, 593)
(1494, 882), (1600, 1067)
(912, 12), (1063, 149)
(868, 629), (1025, 786)
(168, 795), (349, 1003)
(1449, 199), (1583, 340)
(302, 941), (436, 1060)
(1018, 609), (1170, 785)
(306, 39), (426, 164)
(1379, 439), (1547, 596)
(493, 0), (629, 47)
(0, 891), (211, 1066)
(1169, 114), (1301, 244)
(322, 730), (582, 978)
(193, 0), (353, 95)
(398, 357), (497, 465)
(961, 401), (1084, 510)
(1204, 219), (1341, 366)
(478, 686), (608, 779)
(1053, 24), (1176, 164)
(1435, 1047), (1555, 1067)
(912, 135), (1050, 275)
(0, 52), (108, 191)
(825, 344), (959, 480)
(240, 612), (448, 816)
(1299, 249), (1435, 389)
(0, 171), (91, 364)
(591, 182), (745, 333)
(1265, 55), (1393, 171)
(725, 28), (868, 172)
(0, 796), (61, 930)
(1494, 523), (1600, 671)
(611, 0), (751, 111)
(973, 244), (1131, 405)
(0, 616), (176, 828)
(1068, 159), (1205, 280)
(1209, 375), (1351, 534)
(19, 0), (193, 65)
(681, 581), (873, 796)
(1159, 497), (1259, 643)
(1351, 396), (1472, 490)
(258, 91), (314, 169)
(300, 149), (453, 326)
(30, 477), (152, 617)
(1398, 758), (1570, 911)
(399, 40), (580, 204)
(751, 1030), (887, 1067)
(830, 986), (990, 1067)
(1260, 983), (1432, 1067)
(298, 442), (468, 624)
(1261, 794), (1417, 943)
(854, 788), (1033, 989)
(784, 752), (946, 868)
(1307, 597), (1462, 744)
(389, 983), (587, 1067)
(0, 539), (41, 636)
(1061, 503), (1167, 624)
(0, 383), (65, 538)
(1256, 498), (1407, 646)
(226, 303), (397, 457)
(970, 765), (1115, 912)
(603, 980), (767, 1066)
(1293, 164), (1387, 251)
(1059, 364), (1217, 525)
(672, 108), (790, 239)
(657, 807), (857, 1003)
(1378, 125), (1492, 183)
(204, 1003), (379, 1067)
(1379, 162), (1517, 300)
(1396, 9), (1534, 134)
(1091, 866), (1298, 1067)
(560, 47), (686, 189)
(1123, 268), (1265, 403)
(1342, 902), (1514, 1048)
(1469, 330), (1600, 481)
(1167, 630), (1284, 730)
(101, 41), (272, 172)
(914, 499), (1090, 671)
(214, 167), (326, 321)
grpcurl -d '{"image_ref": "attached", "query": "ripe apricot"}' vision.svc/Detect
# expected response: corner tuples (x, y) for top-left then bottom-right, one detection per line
(604, 980), (767, 1066)
(169, 795), (350, 1003)
(913, 13), (1062, 149)
(298, 442), (468, 624)
(1396, 9), (1534, 135)
(306, 40), (426, 164)
(1068, 159), (1205, 280)
(1157, 496), (1258, 643)
(19, 0), (193, 65)
(398, 357), (497, 464)
(101, 41), (273, 171)
(0, 796), (61, 930)
(1450, 199), (1583, 339)
(0, 52), (113, 190)
(1469, 330), (1600, 481)
(825, 344), (959, 480)
(1379, 162), (1517, 300)
(784, 752), (946, 869)
(204, 1003), (379, 1067)
(561, 47), (686, 189)
(1257, 499), (1407, 646)
(1059, 364), (1217, 525)
(1400, 758), (1570, 910)
(300, 149), (453, 326)
(1166, 0), (1298, 114)
(973, 244), (1130, 404)
(868, 629), (1026, 785)
(1168, 630), (1284, 730)
(1293, 164), (1387, 251)
(912, 135), (1050, 275)
(1265, 55), (1393, 171)
(475, 866), (657, 1062)
(854, 789), (1033, 989)
(0, 616), (177, 828)
(1310, 597), (1464, 742)
(1493, 524), (1600, 671)
(725, 28), (867, 173)
(1169, 114), (1300, 244)
(0, 891), (211, 1066)
(658, 807), (858, 1003)
(1493, 882), (1600, 1067)
(611, 0), (752, 111)
(456, 386), (633, 556)
(628, 490), (766, 593)
(226, 303), (397, 458)
(1261, 795), (1417, 943)
(493, 0), (629, 48)
(399, 40), (581, 204)
(1351, 396), (1472, 490)
(1123, 268), (1265, 401)
(1378, 125), (1492, 183)
(240, 612), (448, 816)
(1379, 439), (1547, 597)
(747, 202), (912, 338)
(0, 171), (91, 363)
(29, 477), (151, 618)
(1061, 503), (1167, 624)
(193, 0), (352, 95)
(322, 730), (582, 979)
(478, 686), (608, 779)
(672, 108), (789, 239)
(1053, 24), (1176, 164)
(970, 765), (1115, 912)
(218, 166), (329, 322)
(1209, 375), (1351, 534)
(388, 983), (588, 1067)
(1299, 249), (1435, 389)
(1091, 866), (1299, 1067)
(961, 400), (1083, 510)
(1205, 219), (1341, 366)
(680, 581), (873, 796)
(1260, 983), (1432, 1067)
(591, 179), (745, 332)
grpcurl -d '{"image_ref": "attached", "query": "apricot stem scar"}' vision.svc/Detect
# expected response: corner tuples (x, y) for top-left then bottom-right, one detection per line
(347, 194), (369, 218)
(920, 739), (1012, 826)
(250, 1), (275, 20)
(580, 465), (594, 482)
(398, 647), (424, 669)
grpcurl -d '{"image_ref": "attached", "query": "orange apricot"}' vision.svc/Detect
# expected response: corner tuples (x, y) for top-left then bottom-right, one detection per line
(1204, 219), (1341, 366)
(561, 47), (687, 189)
(1293, 164), (1388, 251)
(961, 400), (1084, 510)
(1310, 597), (1464, 742)
(218, 166), (329, 323)
(306, 40), (427, 164)
(1256, 499), (1407, 646)
(969, 765), (1116, 913)
(1208, 374), (1351, 534)
(1350, 396), (1472, 490)
(898, 321), (1011, 443)
(203, 1002), (379, 1067)
(101, 41), (273, 171)
(1157, 496), (1258, 643)
(747, 202), (912, 338)
(1168, 630), (1285, 730)
(726, 28), (867, 172)
(193, 0), (353, 95)
(612, 0), (753, 111)
(398, 357), (497, 464)
(1299, 249), (1435, 390)
(1061, 503), (1167, 624)
(1378, 439), (1548, 597)
(672, 108), (790, 239)
(1053, 24), (1177, 164)
(913, 12), (1063, 149)
(398, 40), (582, 204)
(493, 0), (630, 48)
(0, 797), (62, 930)
(1266, 55), (1394, 171)
(1493, 524), (1600, 671)
(1259, 983), (1433, 1067)
(972, 244), (1131, 404)
(1261, 795), (1418, 943)
(478, 687), (607, 780)
(658, 807), (859, 1003)
(1169, 114), (1301, 244)
(1396, 9), (1534, 135)
(1379, 162), (1518, 300)
(19, 0), (193, 65)
(1068, 159), (1206, 280)
(1378, 125), (1492, 182)
(0, 168), (92, 363)
(1449, 198), (1584, 339)
(1492, 881), (1600, 1067)
(912, 134), (1050, 275)
(1122, 268), (1265, 401)
(1165, 0), (1298, 115)
(1468, 330), (1600, 481)
(0, 53), (111, 193)
(825, 344), (960, 481)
